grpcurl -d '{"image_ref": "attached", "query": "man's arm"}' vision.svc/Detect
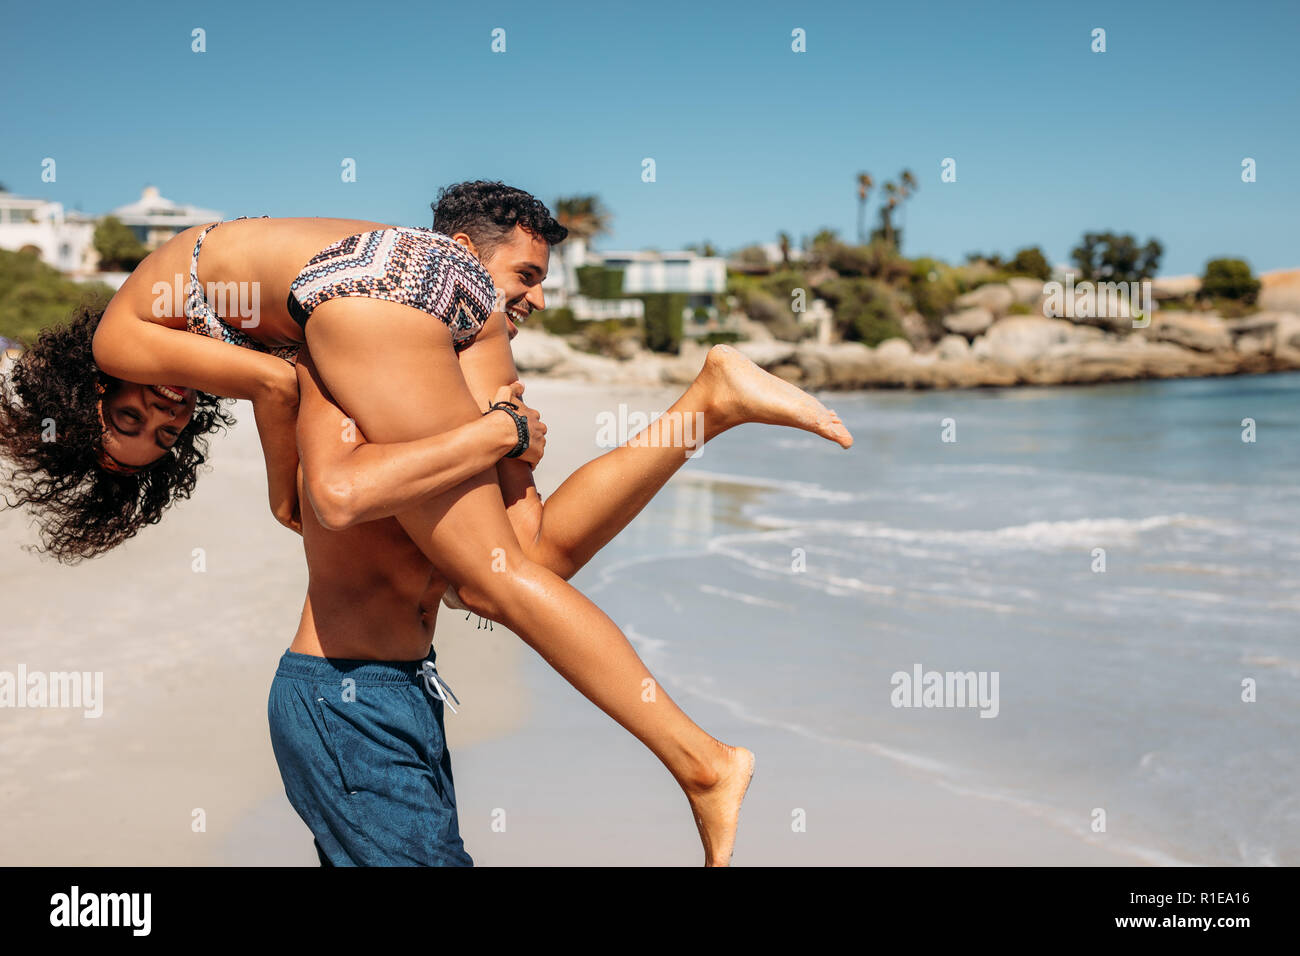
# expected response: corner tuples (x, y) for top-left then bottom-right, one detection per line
(294, 347), (533, 531)
(453, 315), (547, 549)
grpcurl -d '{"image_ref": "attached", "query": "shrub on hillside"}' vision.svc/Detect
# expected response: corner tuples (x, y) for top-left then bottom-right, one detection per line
(819, 277), (902, 345)
(538, 306), (578, 335)
(1199, 258), (1260, 303)
(0, 248), (113, 344)
(907, 257), (960, 331)
(641, 292), (686, 353)
(92, 216), (146, 272)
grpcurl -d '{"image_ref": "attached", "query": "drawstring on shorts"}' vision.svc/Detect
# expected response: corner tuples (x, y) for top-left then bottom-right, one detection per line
(418, 661), (461, 715)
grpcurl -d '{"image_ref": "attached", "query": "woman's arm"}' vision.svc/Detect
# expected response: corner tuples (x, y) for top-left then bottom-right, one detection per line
(294, 350), (540, 531)
(94, 297), (292, 402)
(94, 296), (303, 530)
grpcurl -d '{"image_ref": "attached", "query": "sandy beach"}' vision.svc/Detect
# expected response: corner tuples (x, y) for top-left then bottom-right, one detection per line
(0, 378), (1164, 866)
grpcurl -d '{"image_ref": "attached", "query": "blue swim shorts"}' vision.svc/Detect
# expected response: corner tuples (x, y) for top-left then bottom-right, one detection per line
(267, 648), (473, 867)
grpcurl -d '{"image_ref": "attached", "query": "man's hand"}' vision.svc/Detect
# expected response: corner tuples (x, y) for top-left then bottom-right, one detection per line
(490, 381), (546, 467)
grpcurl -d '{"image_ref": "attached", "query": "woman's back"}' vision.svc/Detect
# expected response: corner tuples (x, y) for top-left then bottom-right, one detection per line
(107, 217), (394, 352)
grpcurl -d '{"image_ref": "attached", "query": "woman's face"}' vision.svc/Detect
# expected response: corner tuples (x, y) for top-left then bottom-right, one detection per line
(99, 383), (197, 468)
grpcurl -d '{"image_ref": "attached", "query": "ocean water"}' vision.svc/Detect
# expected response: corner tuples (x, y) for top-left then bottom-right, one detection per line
(578, 372), (1300, 866)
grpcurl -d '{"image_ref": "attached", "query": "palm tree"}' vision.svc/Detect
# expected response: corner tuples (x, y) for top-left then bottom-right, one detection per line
(553, 195), (611, 246)
(880, 180), (899, 248)
(778, 231), (792, 265)
(856, 173), (874, 244)
(896, 169), (918, 248)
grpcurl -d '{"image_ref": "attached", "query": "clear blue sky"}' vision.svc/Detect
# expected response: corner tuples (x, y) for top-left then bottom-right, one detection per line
(2, 0), (1296, 275)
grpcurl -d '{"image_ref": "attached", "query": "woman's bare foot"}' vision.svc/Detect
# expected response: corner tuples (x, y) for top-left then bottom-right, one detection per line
(698, 345), (853, 448)
(684, 743), (756, 866)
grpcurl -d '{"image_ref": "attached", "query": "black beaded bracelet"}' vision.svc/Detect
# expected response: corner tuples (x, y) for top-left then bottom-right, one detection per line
(486, 400), (530, 459)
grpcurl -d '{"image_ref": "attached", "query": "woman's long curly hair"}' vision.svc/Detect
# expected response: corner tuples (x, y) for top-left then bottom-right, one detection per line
(0, 303), (236, 563)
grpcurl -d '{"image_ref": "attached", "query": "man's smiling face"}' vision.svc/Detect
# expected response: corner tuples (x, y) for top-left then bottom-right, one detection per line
(468, 225), (551, 338)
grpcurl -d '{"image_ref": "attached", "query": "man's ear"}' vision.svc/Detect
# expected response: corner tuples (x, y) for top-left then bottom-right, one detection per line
(450, 232), (480, 259)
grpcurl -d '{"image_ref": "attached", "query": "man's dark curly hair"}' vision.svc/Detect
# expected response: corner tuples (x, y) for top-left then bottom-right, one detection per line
(0, 303), (236, 564)
(431, 181), (567, 259)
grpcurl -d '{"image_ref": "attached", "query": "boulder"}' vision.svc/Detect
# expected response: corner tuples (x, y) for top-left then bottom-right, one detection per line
(1144, 312), (1232, 352)
(936, 334), (971, 360)
(616, 338), (646, 361)
(733, 314), (775, 342)
(1151, 275), (1201, 299)
(1042, 285), (1137, 332)
(1278, 314), (1300, 350)
(1259, 269), (1300, 313)
(899, 311), (932, 350)
(789, 343), (876, 388)
(1006, 277), (1045, 306)
(943, 306), (995, 338)
(510, 328), (574, 372)
(955, 283), (1014, 317)
(977, 316), (1085, 365)
(735, 340), (798, 368)
(874, 338), (914, 361)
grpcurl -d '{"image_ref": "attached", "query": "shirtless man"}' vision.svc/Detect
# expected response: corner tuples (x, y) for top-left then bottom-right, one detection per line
(266, 351), (542, 866)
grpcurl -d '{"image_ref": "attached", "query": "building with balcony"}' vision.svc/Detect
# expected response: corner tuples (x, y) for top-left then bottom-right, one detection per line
(543, 237), (735, 338)
(0, 192), (97, 273)
(107, 186), (223, 250)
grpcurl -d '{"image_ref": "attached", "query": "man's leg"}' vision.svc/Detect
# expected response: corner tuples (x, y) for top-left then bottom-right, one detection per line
(268, 651), (473, 867)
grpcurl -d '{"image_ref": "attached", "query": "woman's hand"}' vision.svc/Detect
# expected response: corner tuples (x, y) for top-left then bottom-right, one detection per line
(254, 362), (303, 535)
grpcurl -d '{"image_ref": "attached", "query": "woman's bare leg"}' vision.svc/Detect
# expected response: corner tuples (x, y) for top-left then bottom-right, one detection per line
(527, 344), (852, 576)
(304, 300), (752, 865)
(455, 323), (853, 579)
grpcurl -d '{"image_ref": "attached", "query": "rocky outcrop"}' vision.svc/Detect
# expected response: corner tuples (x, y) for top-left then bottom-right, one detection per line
(1259, 269), (1300, 313)
(936, 334), (971, 360)
(943, 306), (994, 338)
(898, 311), (932, 350)
(515, 303), (1300, 393)
(1143, 312), (1232, 352)
(955, 283), (1014, 317)
(1006, 277), (1045, 307)
(972, 316), (1100, 365)
(511, 328), (575, 373)
(1151, 275), (1201, 299)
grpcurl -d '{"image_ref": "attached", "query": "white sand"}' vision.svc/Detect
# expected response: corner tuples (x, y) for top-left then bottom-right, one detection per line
(0, 380), (1141, 865)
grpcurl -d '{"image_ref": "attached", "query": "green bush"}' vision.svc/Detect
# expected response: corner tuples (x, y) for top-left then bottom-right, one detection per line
(1007, 246), (1051, 280)
(697, 331), (742, 346)
(578, 319), (639, 357)
(0, 248), (113, 343)
(907, 257), (960, 330)
(1200, 258), (1260, 303)
(734, 286), (803, 341)
(575, 265), (625, 299)
(760, 269), (808, 306)
(641, 292), (686, 353)
(538, 306), (578, 335)
(93, 216), (146, 272)
(827, 239), (909, 284)
(819, 277), (902, 345)
(1070, 232), (1163, 284)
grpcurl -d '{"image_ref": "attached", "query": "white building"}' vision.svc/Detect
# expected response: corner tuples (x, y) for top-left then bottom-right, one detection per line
(544, 236), (734, 337)
(0, 192), (97, 273)
(108, 185), (223, 249)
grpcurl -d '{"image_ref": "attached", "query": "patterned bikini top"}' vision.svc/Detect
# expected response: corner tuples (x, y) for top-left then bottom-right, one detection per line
(185, 218), (300, 365)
